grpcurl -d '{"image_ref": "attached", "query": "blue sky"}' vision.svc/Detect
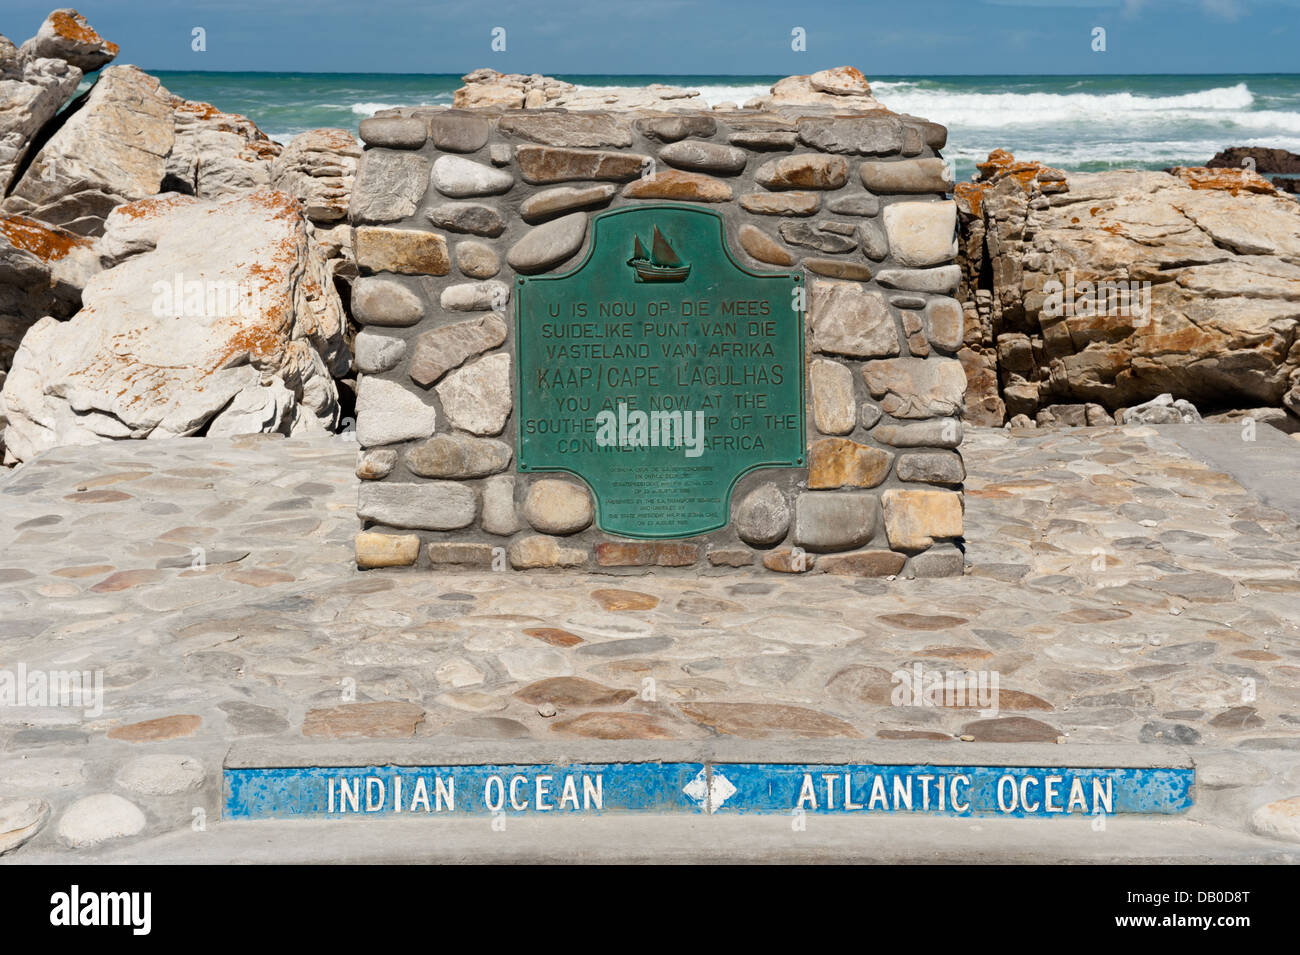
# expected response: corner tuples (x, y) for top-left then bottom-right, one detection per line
(4, 0), (1297, 74)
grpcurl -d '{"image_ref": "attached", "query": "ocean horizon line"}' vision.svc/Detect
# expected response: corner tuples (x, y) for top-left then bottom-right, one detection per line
(129, 69), (1300, 80)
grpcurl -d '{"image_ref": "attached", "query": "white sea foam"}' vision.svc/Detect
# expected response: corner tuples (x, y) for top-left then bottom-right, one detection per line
(870, 81), (1294, 130)
(945, 136), (1300, 168)
(689, 83), (773, 106)
(349, 96), (452, 116)
(350, 101), (402, 116)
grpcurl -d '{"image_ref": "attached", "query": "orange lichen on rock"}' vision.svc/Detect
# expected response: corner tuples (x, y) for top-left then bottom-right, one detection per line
(111, 194), (198, 221)
(216, 322), (284, 369)
(0, 214), (93, 260)
(957, 149), (1069, 220)
(1167, 166), (1277, 196)
(952, 181), (985, 218)
(50, 9), (119, 54)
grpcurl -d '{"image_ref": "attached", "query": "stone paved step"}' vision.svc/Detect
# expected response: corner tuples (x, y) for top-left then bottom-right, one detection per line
(3, 426), (1300, 857)
(27, 812), (1298, 865)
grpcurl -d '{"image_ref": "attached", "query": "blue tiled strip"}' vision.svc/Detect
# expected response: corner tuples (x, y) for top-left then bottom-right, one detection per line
(224, 763), (1194, 819)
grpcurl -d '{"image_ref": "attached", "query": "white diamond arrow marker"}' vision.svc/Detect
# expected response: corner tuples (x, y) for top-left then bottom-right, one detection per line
(683, 768), (737, 813)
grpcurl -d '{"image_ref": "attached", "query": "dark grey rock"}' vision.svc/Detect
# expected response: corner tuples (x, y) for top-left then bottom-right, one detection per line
(890, 295), (927, 309)
(909, 544), (964, 577)
(577, 636), (674, 657)
(796, 116), (905, 155)
(427, 111), (491, 152)
(359, 116), (427, 149)
(507, 212), (588, 273)
(733, 484), (790, 547)
(827, 193), (881, 217)
(357, 482), (477, 530)
(1147, 641), (1217, 663)
(792, 492), (881, 552)
(658, 140), (747, 175)
(860, 218), (889, 260)
(1139, 721), (1202, 745)
(498, 112), (633, 148)
(637, 115), (718, 142)
(728, 130), (797, 150)
(779, 221), (858, 253)
(897, 451), (965, 485)
(218, 701), (290, 736)
(349, 151), (430, 224)
(426, 202), (506, 237)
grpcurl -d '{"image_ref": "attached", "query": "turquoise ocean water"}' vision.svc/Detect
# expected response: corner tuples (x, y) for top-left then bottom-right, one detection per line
(135, 72), (1300, 182)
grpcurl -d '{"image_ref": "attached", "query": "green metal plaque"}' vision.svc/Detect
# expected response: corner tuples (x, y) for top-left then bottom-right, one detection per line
(516, 204), (805, 539)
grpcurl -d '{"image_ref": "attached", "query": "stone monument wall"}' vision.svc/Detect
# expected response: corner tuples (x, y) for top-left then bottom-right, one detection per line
(349, 104), (967, 576)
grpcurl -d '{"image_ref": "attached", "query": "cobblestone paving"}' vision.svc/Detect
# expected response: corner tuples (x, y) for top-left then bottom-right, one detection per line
(2, 425), (1299, 852)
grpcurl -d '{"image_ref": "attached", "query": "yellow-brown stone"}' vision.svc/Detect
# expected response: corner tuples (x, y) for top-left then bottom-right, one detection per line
(738, 191), (820, 215)
(517, 145), (649, 184)
(591, 588), (659, 611)
(762, 547), (815, 573)
(802, 258), (872, 281)
(549, 712), (694, 740)
(108, 714), (201, 743)
(1169, 166), (1277, 195)
(354, 531), (420, 568)
(354, 226), (450, 275)
(594, 541), (699, 567)
(679, 702), (861, 739)
(808, 438), (893, 489)
(737, 224), (793, 265)
(754, 154), (848, 190)
(515, 678), (635, 707)
(622, 170), (732, 202)
(302, 702), (425, 739)
(881, 488), (964, 550)
(523, 627), (584, 648)
(815, 549), (905, 577)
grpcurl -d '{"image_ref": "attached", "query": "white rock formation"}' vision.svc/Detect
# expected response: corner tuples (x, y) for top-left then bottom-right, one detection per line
(1, 189), (348, 463)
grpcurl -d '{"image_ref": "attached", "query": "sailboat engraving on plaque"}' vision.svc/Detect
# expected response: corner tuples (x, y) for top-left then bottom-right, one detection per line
(626, 225), (691, 283)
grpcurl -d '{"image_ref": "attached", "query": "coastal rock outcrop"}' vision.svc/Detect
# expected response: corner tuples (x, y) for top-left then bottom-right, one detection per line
(454, 69), (701, 110)
(450, 66), (890, 112)
(271, 127), (362, 279)
(17, 8), (117, 72)
(4, 61), (289, 235)
(762, 67), (884, 111)
(271, 127), (361, 224)
(0, 10), (362, 417)
(955, 149), (1300, 427)
(4, 64), (174, 235)
(163, 92), (282, 198)
(0, 213), (102, 376)
(0, 29), (86, 193)
(0, 190), (348, 463)
(1206, 146), (1300, 195)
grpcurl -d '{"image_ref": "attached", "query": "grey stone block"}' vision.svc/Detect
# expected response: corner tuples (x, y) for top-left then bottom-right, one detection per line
(359, 116), (428, 149)
(357, 481), (477, 531)
(792, 492), (881, 552)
